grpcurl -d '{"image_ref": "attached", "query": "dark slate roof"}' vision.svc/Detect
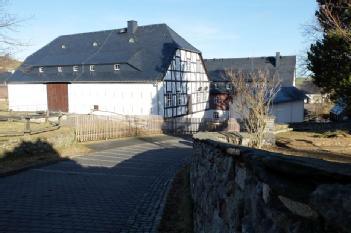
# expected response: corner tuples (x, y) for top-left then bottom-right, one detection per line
(204, 55), (296, 87)
(273, 86), (306, 104)
(9, 23), (200, 83)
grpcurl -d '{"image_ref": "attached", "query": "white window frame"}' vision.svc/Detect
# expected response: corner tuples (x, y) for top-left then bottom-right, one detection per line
(39, 67), (44, 73)
(114, 64), (120, 71)
(213, 112), (219, 119)
(165, 93), (172, 107)
(57, 66), (62, 72)
(73, 66), (79, 72)
(176, 93), (182, 105)
(90, 65), (95, 72)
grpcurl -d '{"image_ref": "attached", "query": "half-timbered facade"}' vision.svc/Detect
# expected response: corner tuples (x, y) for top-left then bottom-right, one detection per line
(8, 21), (210, 119)
(163, 49), (209, 118)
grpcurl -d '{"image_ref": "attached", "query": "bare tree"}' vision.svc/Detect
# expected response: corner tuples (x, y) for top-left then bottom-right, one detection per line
(0, 0), (25, 56)
(320, 2), (351, 43)
(226, 69), (280, 148)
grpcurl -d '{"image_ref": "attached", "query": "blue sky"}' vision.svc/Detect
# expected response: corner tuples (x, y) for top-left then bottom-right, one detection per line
(8, 0), (317, 64)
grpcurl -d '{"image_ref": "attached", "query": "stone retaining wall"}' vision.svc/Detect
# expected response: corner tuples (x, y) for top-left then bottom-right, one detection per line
(190, 132), (351, 233)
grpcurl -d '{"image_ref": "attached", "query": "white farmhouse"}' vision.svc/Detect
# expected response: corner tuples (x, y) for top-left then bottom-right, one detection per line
(8, 21), (210, 119)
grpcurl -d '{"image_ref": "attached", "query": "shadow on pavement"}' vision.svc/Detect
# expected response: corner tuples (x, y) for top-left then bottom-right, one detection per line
(0, 137), (192, 233)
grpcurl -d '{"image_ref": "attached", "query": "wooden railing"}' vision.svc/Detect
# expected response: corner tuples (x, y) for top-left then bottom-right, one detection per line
(70, 114), (240, 142)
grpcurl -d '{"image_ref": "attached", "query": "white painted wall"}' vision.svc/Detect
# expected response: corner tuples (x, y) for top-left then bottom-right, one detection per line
(68, 83), (160, 115)
(271, 100), (304, 123)
(8, 84), (48, 111)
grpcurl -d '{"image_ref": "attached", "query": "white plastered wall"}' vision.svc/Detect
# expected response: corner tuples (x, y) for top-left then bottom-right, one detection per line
(8, 84), (48, 111)
(68, 83), (160, 115)
(271, 100), (304, 123)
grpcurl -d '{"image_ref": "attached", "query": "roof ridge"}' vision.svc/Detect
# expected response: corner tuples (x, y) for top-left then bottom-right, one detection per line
(204, 55), (296, 61)
(58, 23), (168, 38)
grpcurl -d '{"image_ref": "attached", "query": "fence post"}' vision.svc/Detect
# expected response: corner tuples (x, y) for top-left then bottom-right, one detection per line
(24, 117), (31, 134)
(58, 112), (62, 126)
(45, 110), (49, 123)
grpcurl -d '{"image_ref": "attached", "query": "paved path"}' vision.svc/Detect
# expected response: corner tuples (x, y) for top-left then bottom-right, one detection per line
(0, 136), (192, 233)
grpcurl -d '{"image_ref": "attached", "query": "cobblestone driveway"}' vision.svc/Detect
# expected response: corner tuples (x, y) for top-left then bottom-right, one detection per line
(0, 137), (192, 233)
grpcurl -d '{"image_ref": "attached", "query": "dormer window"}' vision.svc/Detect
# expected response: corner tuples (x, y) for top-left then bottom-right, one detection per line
(114, 64), (120, 71)
(58, 66), (62, 72)
(61, 44), (66, 49)
(73, 66), (79, 72)
(90, 65), (95, 71)
(39, 67), (44, 73)
(92, 42), (98, 47)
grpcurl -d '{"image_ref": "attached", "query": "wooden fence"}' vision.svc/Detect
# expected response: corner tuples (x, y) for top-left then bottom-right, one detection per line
(73, 115), (164, 142)
(71, 114), (240, 142)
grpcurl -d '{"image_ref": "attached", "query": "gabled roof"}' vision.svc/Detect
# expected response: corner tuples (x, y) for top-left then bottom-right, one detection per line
(274, 86), (306, 104)
(9, 23), (200, 83)
(204, 55), (296, 87)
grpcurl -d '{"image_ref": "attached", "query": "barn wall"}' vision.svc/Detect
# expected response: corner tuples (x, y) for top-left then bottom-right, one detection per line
(272, 100), (304, 123)
(68, 83), (159, 115)
(8, 84), (48, 111)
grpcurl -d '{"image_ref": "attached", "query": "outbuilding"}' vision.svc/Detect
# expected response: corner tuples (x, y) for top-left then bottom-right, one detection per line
(204, 53), (305, 123)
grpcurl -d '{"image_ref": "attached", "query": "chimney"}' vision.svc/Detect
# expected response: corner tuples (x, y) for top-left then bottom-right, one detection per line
(127, 20), (138, 34)
(275, 52), (280, 67)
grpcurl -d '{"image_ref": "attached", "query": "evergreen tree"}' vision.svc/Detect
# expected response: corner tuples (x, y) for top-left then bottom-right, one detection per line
(307, 0), (351, 113)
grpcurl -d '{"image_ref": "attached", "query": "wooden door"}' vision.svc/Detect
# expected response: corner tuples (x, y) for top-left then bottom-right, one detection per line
(47, 83), (68, 112)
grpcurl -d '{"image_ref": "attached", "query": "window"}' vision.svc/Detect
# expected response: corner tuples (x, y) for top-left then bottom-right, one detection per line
(38, 67), (44, 73)
(90, 65), (95, 72)
(165, 93), (172, 107)
(114, 64), (120, 71)
(215, 96), (221, 104)
(186, 59), (191, 71)
(58, 66), (62, 72)
(92, 42), (98, 47)
(177, 93), (182, 105)
(61, 44), (66, 49)
(213, 112), (219, 119)
(73, 66), (79, 72)
(226, 83), (232, 90)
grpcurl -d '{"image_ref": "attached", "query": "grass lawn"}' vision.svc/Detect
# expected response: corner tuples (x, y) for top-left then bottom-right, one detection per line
(158, 165), (193, 233)
(266, 130), (351, 163)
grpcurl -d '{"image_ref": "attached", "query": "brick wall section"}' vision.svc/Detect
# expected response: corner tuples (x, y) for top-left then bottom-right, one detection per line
(191, 132), (351, 233)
